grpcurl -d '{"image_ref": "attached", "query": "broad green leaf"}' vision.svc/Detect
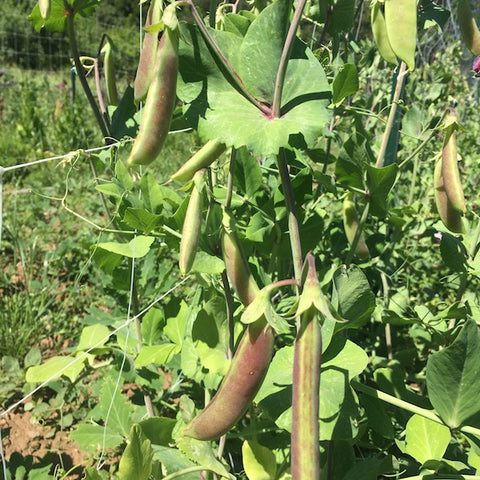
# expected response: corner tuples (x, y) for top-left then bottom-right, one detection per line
(178, 23), (330, 156)
(333, 266), (375, 329)
(192, 297), (230, 376)
(235, 147), (264, 201)
(110, 85), (138, 140)
(115, 158), (134, 191)
(191, 251), (225, 274)
(69, 424), (123, 452)
(246, 212), (275, 243)
(25, 355), (84, 383)
(152, 445), (203, 479)
(325, 0), (355, 34)
(89, 376), (133, 437)
(366, 164), (398, 217)
(332, 64), (359, 107)
(242, 440), (277, 480)
(426, 320), (480, 428)
(28, 0), (67, 32)
(342, 455), (395, 480)
(118, 425), (153, 480)
(95, 182), (124, 198)
(257, 337), (367, 440)
(139, 417), (176, 446)
(76, 325), (110, 352)
(96, 236), (155, 259)
(223, 12), (252, 37)
(139, 172), (164, 214)
(403, 414), (451, 464)
(141, 308), (165, 345)
(361, 395), (394, 439)
(440, 232), (468, 272)
(177, 436), (234, 479)
(134, 343), (179, 368)
(164, 300), (189, 346)
(123, 208), (162, 234)
(239, 0), (291, 103)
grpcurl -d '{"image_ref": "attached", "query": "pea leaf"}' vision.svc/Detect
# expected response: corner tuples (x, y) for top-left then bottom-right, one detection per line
(118, 425), (153, 480)
(332, 64), (359, 107)
(403, 415), (451, 464)
(426, 320), (480, 428)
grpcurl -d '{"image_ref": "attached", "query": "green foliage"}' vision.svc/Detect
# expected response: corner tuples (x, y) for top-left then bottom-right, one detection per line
(2, 0), (480, 479)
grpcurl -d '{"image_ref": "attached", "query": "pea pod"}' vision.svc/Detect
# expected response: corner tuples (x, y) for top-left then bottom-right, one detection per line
(101, 36), (119, 107)
(127, 27), (178, 167)
(38, 0), (50, 20)
(134, 0), (163, 104)
(182, 318), (275, 440)
(458, 0), (480, 55)
(434, 158), (465, 234)
(342, 192), (370, 260)
(183, 209), (275, 440)
(384, 0), (417, 70)
(441, 110), (466, 214)
(291, 254), (321, 480)
(221, 209), (260, 306)
(179, 170), (204, 275)
(171, 139), (227, 183)
(371, 1), (398, 66)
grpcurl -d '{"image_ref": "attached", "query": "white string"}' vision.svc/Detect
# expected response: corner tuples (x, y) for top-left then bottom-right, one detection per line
(1, 143), (121, 174)
(0, 275), (190, 421)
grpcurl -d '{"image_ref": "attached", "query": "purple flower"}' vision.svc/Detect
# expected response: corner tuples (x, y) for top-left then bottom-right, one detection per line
(473, 56), (480, 76)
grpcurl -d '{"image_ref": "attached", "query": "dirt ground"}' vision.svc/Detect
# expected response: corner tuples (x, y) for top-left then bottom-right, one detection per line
(0, 411), (87, 478)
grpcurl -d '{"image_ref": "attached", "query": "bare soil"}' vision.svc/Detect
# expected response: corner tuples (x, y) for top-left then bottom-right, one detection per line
(0, 411), (87, 478)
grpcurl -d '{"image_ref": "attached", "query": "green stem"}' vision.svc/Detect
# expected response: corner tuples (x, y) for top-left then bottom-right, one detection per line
(272, 0), (307, 117)
(186, 0), (269, 115)
(65, 8), (111, 141)
(276, 148), (303, 281)
(351, 380), (480, 437)
(375, 62), (407, 168)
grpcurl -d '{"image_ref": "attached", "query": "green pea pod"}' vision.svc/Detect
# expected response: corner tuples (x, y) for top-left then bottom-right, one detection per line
(371, 1), (398, 66)
(342, 192), (370, 260)
(38, 0), (50, 20)
(221, 209), (260, 306)
(441, 110), (466, 214)
(434, 159), (466, 234)
(291, 254), (321, 480)
(179, 170), (204, 275)
(384, 0), (416, 70)
(134, 0), (163, 104)
(101, 36), (119, 107)
(127, 27), (178, 167)
(458, 0), (480, 55)
(171, 140), (227, 183)
(182, 317), (275, 440)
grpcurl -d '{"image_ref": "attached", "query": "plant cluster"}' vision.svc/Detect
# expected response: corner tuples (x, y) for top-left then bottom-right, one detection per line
(1, 0), (480, 479)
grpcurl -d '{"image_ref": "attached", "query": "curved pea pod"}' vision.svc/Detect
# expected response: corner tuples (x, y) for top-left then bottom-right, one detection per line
(127, 27), (179, 167)
(134, 0), (163, 103)
(441, 111), (466, 214)
(171, 139), (227, 183)
(371, 1), (398, 66)
(342, 192), (370, 260)
(182, 318), (275, 440)
(434, 159), (466, 234)
(458, 0), (480, 55)
(221, 209), (260, 306)
(384, 0), (417, 70)
(101, 36), (119, 107)
(38, 0), (50, 20)
(179, 170), (205, 275)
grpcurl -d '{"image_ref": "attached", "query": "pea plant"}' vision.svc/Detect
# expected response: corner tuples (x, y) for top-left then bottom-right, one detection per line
(20, 0), (480, 478)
